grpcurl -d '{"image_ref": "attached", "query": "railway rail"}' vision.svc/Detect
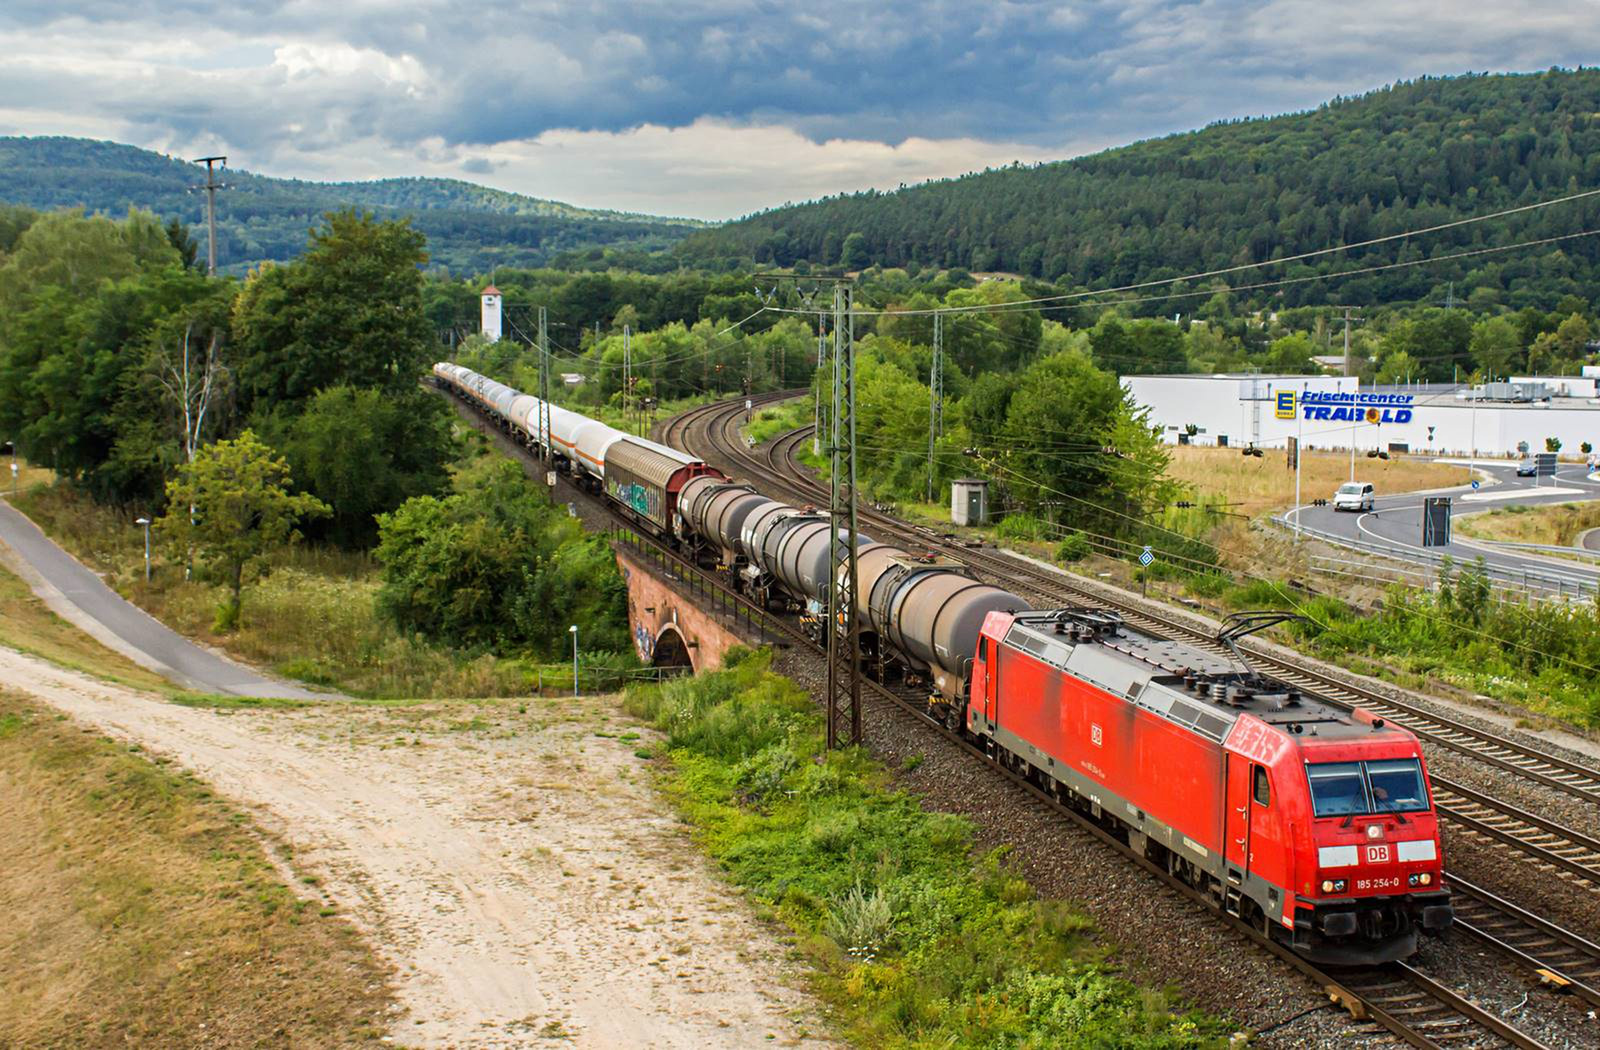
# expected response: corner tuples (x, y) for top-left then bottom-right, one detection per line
(762, 416), (1600, 807)
(669, 397), (1600, 886)
(653, 391), (1600, 1048)
(431, 381), (1586, 1049)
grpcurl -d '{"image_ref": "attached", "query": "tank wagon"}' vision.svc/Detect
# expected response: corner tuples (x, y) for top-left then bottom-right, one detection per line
(434, 364), (1451, 962)
(431, 363), (722, 536)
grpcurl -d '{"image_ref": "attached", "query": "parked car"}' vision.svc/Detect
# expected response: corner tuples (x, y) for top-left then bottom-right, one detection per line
(1333, 481), (1375, 512)
(1516, 459), (1537, 477)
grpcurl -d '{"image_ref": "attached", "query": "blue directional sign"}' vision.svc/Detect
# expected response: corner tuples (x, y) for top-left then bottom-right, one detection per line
(1138, 546), (1154, 567)
(1470, 479), (1480, 490)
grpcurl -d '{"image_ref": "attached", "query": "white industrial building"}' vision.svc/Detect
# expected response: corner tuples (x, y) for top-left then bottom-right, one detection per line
(1124, 369), (1600, 458)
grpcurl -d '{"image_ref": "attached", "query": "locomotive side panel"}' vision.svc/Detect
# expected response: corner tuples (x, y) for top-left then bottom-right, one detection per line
(989, 642), (1227, 869)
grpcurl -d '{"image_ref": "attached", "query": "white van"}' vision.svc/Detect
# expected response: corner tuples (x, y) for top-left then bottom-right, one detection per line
(1333, 481), (1375, 512)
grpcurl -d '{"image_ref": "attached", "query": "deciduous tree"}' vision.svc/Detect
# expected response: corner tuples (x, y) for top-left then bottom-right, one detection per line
(157, 430), (328, 631)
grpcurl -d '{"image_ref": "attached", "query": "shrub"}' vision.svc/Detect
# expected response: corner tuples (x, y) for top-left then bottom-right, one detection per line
(825, 882), (894, 961)
(995, 512), (1047, 542)
(375, 457), (629, 657)
(1054, 531), (1091, 562)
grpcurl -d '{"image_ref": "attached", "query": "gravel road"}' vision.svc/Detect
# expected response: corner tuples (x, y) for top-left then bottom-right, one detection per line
(0, 647), (834, 1049)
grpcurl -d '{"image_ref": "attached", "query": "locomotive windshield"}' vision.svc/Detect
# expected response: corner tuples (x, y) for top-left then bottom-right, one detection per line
(1307, 759), (1429, 817)
(1307, 762), (1367, 816)
(1366, 759), (1429, 812)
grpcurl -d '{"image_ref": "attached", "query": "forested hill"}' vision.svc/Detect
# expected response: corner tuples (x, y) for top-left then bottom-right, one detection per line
(680, 71), (1600, 310)
(0, 137), (705, 274)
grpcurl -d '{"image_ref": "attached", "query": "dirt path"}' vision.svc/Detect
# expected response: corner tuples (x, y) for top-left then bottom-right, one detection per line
(0, 647), (833, 1048)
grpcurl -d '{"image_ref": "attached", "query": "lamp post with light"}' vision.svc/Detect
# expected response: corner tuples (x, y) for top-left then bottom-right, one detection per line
(569, 624), (579, 698)
(135, 517), (152, 582)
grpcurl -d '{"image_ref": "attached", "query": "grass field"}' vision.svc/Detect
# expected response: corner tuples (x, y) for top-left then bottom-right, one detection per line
(1165, 445), (1471, 516)
(11, 483), (547, 698)
(0, 561), (175, 693)
(1456, 501), (1600, 548)
(742, 396), (812, 445)
(0, 691), (393, 1047)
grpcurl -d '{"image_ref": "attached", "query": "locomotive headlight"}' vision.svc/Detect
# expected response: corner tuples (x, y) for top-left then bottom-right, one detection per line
(1320, 878), (1347, 894)
(1408, 872), (1432, 887)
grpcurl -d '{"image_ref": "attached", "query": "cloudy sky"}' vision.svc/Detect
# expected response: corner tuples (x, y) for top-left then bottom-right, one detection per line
(3, 1), (1599, 220)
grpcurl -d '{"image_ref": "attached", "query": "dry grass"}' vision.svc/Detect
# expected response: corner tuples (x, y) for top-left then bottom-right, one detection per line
(11, 483), (535, 698)
(0, 562), (174, 693)
(1165, 446), (1471, 516)
(0, 691), (394, 1047)
(3, 455), (55, 491)
(1456, 501), (1600, 547)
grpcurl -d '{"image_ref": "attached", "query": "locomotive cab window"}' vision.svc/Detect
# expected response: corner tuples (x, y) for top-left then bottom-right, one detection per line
(1306, 762), (1368, 817)
(1252, 766), (1270, 807)
(1366, 759), (1428, 813)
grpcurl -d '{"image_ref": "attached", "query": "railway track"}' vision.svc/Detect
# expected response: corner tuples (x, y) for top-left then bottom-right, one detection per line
(675, 397), (1600, 887)
(750, 413), (1600, 806)
(657, 391), (1600, 1046)
(428, 382), (1586, 1049)
(603, 529), (1558, 1050)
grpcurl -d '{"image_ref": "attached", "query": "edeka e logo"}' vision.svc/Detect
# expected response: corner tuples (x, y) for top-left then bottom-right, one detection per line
(1274, 390), (1296, 420)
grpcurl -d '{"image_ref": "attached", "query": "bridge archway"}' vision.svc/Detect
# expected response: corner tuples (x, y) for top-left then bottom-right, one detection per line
(652, 625), (694, 671)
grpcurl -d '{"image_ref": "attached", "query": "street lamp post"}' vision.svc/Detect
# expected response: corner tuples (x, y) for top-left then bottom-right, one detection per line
(569, 624), (579, 698)
(1293, 383), (1304, 543)
(135, 517), (151, 582)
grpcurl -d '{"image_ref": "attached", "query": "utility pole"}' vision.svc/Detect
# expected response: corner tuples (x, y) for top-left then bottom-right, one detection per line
(538, 307), (553, 497)
(927, 311), (943, 504)
(623, 324), (632, 434)
(1342, 306), (1354, 378)
(814, 314), (827, 457)
(191, 156), (227, 276)
(825, 281), (861, 750)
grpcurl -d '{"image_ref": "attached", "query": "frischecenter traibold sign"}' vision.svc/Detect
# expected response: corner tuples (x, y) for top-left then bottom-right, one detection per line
(1277, 390), (1416, 424)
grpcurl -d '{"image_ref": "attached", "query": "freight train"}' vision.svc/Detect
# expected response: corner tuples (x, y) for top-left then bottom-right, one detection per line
(433, 362), (1452, 963)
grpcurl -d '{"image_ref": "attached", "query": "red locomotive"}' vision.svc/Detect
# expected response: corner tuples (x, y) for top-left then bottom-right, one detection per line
(963, 607), (1453, 964)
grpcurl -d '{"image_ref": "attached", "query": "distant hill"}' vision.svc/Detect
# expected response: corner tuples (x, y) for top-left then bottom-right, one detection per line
(680, 70), (1600, 311)
(0, 137), (706, 274)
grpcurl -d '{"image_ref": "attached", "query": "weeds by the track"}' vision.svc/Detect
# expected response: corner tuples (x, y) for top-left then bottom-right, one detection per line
(623, 648), (1229, 1048)
(1222, 564), (1600, 727)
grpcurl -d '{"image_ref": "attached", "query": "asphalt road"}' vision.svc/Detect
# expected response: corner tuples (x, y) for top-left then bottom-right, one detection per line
(1282, 460), (1600, 594)
(0, 497), (330, 698)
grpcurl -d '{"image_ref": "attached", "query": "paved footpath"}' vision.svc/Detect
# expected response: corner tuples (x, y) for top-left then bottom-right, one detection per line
(0, 496), (329, 698)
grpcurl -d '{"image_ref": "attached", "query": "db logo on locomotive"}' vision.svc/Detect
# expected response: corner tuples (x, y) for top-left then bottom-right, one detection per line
(1366, 844), (1390, 864)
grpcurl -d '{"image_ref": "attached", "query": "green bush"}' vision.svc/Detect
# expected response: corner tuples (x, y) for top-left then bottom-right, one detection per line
(622, 651), (1227, 1048)
(1054, 531), (1092, 562)
(374, 456), (629, 658)
(996, 512), (1047, 542)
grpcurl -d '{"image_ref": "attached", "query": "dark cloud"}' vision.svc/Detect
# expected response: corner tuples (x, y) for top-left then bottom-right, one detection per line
(2, 0), (1598, 216)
